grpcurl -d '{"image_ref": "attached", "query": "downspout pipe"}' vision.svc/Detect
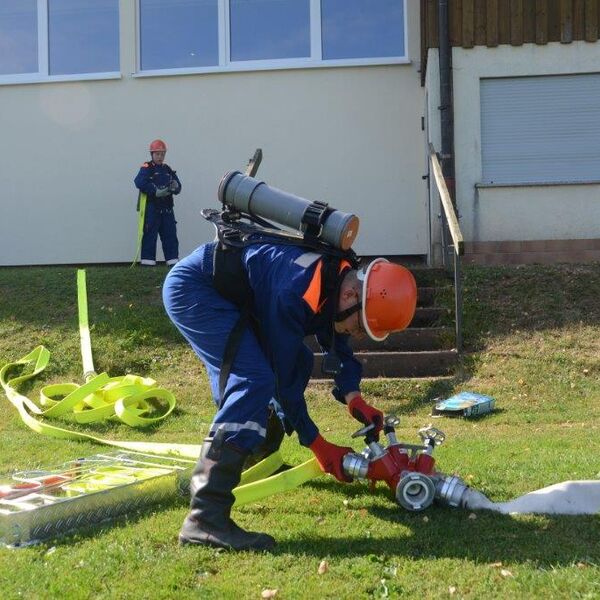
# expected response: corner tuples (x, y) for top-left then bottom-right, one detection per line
(437, 0), (462, 352)
(438, 0), (455, 205)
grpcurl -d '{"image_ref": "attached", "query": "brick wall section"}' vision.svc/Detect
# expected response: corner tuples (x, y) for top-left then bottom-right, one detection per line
(464, 239), (600, 264)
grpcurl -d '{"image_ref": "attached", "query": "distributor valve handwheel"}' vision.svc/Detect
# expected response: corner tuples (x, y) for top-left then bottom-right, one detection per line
(351, 423), (375, 439)
(384, 415), (400, 428)
(418, 427), (446, 446)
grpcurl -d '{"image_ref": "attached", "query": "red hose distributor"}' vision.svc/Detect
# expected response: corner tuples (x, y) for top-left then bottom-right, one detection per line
(342, 416), (448, 511)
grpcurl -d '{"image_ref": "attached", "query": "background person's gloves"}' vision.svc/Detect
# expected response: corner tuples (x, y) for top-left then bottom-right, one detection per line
(155, 186), (170, 198)
(347, 395), (384, 440)
(169, 180), (180, 193)
(309, 434), (353, 482)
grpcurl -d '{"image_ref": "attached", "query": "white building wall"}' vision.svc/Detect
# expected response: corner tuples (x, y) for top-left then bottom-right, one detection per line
(0, 0), (426, 266)
(452, 41), (600, 243)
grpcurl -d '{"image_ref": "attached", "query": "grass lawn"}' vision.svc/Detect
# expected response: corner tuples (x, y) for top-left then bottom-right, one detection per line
(0, 263), (599, 599)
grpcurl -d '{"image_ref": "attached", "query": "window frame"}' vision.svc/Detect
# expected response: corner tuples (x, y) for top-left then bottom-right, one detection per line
(0, 0), (121, 86)
(134, 0), (409, 78)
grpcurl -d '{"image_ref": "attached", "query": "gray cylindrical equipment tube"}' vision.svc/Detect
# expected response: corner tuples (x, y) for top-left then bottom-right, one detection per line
(218, 171), (359, 250)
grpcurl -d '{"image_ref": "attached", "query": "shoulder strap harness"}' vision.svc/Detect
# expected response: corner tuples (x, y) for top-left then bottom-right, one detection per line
(201, 207), (360, 398)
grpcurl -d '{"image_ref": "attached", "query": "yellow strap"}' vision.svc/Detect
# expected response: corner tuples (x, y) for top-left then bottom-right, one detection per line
(0, 346), (187, 450)
(77, 269), (96, 379)
(131, 192), (147, 267)
(234, 458), (321, 507)
(1, 347), (176, 429)
(239, 451), (284, 485)
(0, 268), (324, 501)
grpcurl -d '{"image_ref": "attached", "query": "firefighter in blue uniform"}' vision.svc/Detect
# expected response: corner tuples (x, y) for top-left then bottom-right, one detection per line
(134, 139), (182, 266)
(163, 238), (417, 551)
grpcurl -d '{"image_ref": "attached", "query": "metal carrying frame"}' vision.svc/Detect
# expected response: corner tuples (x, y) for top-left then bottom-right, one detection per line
(0, 450), (194, 548)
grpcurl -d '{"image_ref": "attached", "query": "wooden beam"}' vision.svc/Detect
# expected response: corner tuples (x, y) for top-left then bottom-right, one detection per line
(547, 0), (562, 40)
(573, 0), (585, 38)
(511, 0), (524, 44)
(536, 0), (548, 43)
(420, 0), (427, 84)
(523, 0), (537, 42)
(499, 0), (512, 42)
(450, 0), (463, 45)
(427, 0), (439, 48)
(487, 0), (499, 45)
(475, 0), (487, 45)
(561, 0), (574, 41)
(534, 0), (549, 42)
(429, 145), (464, 256)
(584, 0), (598, 41)
(463, 0), (475, 47)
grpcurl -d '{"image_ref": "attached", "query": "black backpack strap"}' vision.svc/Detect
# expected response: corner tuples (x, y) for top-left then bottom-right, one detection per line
(309, 255), (353, 377)
(213, 242), (253, 308)
(213, 242), (255, 401)
(218, 304), (250, 402)
(319, 255), (344, 308)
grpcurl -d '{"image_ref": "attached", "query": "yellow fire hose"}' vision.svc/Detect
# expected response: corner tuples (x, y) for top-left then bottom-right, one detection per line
(0, 270), (323, 506)
(234, 455), (321, 506)
(131, 192), (147, 267)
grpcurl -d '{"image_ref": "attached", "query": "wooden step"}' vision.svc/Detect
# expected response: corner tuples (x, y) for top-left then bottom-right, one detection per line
(312, 349), (458, 379)
(354, 327), (455, 351)
(408, 268), (451, 287)
(410, 306), (450, 327)
(305, 327), (455, 353)
(417, 286), (435, 307)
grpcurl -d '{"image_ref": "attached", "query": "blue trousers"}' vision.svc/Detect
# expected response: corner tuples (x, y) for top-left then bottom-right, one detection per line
(142, 203), (179, 262)
(162, 245), (275, 452)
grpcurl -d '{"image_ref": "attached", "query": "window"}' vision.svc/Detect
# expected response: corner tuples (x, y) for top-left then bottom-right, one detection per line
(230, 0), (310, 62)
(140, 0), (218, 70)
(480, 74), (600, 185)
(0, 1), (38, 75)
(137, 0), (407, 74)
(0, 0), (120, 84)
(49, 0), (119, 75)
(321, 0), (405, 60)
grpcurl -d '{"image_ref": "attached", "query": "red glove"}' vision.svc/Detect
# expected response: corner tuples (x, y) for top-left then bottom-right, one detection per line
(309, 434), (354, 482)
(347, 395), (384, 440)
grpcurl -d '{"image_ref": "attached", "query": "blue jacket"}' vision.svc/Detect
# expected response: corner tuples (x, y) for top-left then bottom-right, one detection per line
(134, 161), (181, 209)
(242, 243), (362, 445)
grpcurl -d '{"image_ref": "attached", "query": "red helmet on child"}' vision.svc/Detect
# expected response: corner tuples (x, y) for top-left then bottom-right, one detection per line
(149, 139), (167, 153)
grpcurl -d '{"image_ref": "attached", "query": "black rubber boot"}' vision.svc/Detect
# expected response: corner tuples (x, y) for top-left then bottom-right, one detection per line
(179, 430), (276, 551)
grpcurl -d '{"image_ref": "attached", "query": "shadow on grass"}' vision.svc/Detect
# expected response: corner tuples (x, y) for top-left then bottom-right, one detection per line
(15, 485), (599, 569)
(295, 481), (600, 566)
(275, 513), (600, 566)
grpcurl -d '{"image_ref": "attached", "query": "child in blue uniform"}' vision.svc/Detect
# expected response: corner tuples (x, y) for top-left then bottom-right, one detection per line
(134, 139), (182, 266)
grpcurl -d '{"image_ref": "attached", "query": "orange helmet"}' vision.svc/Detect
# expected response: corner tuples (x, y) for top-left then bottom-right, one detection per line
(358, 258), (417, 341)
(149, 139), (167, 153)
